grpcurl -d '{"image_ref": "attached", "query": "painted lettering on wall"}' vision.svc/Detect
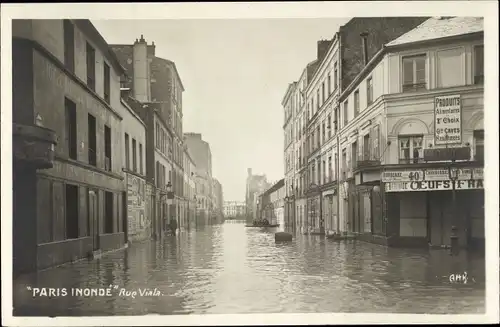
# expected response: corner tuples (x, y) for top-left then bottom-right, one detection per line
(382, 168), (482, 183)
(434, 94), (462, 145)
(385, 179), (483, 193)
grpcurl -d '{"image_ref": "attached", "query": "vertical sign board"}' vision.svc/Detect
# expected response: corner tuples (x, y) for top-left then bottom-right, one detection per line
(434, 95), (462, 145)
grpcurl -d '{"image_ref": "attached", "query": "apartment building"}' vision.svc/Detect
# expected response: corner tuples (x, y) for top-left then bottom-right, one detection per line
(338, 17), (484, 249)
(282, 82), (296, 230)
(12, 19), (127, 274)
(116, 93), (149, 243)
(288, 17), (429, 237)
(183, 145), (196, 230)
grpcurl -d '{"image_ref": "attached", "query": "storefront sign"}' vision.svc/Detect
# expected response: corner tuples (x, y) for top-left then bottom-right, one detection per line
(385, 179), (483, 192)
(382, 168), (483, 182)
(434, 95), (462, 145)
(382, 170), (425, 182)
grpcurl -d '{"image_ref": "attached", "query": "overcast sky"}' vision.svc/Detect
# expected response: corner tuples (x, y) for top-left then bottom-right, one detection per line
(93, 18), (350, 201)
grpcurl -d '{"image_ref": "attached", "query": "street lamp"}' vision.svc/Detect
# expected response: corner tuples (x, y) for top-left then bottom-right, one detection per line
(449, 163), (460, 256)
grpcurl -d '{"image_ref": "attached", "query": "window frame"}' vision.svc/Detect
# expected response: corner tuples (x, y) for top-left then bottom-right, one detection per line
(473, 45), (484, 85)
(86, 42), (96, 91)
(367, 76), (373, 105)
(402, 54), (427, 92)
(398, 134), (424, 164)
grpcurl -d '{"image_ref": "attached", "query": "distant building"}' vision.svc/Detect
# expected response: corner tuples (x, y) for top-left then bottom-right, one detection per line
(223, 201), (246, 219)
(212, 178), (224, 222)
(258, 179), (285, 226)
(183, 145), (196, 230)
(245, 168), (271, 222)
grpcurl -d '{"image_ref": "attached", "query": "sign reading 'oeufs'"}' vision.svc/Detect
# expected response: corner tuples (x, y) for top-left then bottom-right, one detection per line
(434, 95), (462, 145)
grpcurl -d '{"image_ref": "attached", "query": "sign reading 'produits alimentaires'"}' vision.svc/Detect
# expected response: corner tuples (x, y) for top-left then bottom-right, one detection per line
(434, 95), (462, 145)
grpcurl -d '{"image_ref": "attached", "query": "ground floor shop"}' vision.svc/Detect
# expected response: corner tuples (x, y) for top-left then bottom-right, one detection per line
(13, 160), (126, 276)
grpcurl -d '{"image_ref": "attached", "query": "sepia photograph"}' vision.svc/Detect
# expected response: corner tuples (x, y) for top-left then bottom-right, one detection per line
(1, 2), (499, 326)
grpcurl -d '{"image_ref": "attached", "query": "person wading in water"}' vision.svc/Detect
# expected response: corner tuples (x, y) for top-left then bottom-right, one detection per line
(170, 217), (178, 236)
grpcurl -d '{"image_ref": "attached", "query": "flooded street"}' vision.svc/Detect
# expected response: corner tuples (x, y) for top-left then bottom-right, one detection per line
(13, 221), (485, 316)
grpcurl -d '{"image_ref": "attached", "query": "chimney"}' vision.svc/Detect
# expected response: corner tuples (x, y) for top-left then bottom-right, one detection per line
(360, 32), (369, 66)
(133, 35), (151, 102)
(247, 168), (252, 177)
(317, 39), (332, 61)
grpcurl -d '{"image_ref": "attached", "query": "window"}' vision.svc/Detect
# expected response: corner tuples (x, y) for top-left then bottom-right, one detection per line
(354, 90), (360, 116)
(321, 82), (325, 104)
(343, 100), (348, 126)
(327, 73), (331, 95)
(363, 134), (371, 160)
(398, 135), (423, 164)
(86, 42), (96, 91)
(367, 77), (373, 105)
(155, 161), (160, 187)
(328, 156), (332, 182)
(124, 133), (130, 169)
(333, 108), (338, 133)
(63, 20), (75, 73)
(316, 125), (320, 148)
(474, 45), (484, 85)
(155, 123), (160, 149)
(65, 184), (79, 239)
(132, 138), (137, 172)
(312, 163), (316, 185)
(351, 141), (358, 168)
(104, 125), (111, 171)
(334, 153), (338, 181)
(327, 114), (332, 138)
(104, 191), (114, 234)
(139, 143), (143, 174)
(322, 122), (326, 143)
(65, 98), (77, 160)
(402, 55), (426, 92)
(342, 149), (347, 180)
(474, 130), (484, 161)
(88, 114), (97, 166)
(104, 63), (110, 104)
(316, 90), (320, 111)
(334, 62), (338, 90)
(322, 160), (326, 184)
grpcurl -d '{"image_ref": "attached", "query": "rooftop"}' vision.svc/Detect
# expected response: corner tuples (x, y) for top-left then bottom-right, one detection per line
(386, 16), (484, 47)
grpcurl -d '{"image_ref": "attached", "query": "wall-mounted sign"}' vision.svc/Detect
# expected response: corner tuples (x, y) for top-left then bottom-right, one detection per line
(382, 167), (483, 183)
(434, 95), (462, 145)
(385, 179), (483, 192)
(382, 170), (425, 182)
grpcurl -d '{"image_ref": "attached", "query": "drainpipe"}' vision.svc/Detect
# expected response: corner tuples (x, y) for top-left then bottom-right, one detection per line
(336, 133), (340, 233)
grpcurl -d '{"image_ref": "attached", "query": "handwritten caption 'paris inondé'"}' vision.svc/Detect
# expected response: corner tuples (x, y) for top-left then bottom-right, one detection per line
(26, 285), (164, 298)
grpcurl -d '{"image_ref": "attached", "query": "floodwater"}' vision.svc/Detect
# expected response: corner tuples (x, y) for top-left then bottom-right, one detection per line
(13, 220), (485, 316)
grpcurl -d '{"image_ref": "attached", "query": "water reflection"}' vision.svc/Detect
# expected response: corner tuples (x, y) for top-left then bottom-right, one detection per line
(13, 221), (485, 316)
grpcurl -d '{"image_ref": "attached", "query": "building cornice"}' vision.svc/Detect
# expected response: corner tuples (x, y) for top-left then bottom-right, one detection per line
(339, 31), (484, 103)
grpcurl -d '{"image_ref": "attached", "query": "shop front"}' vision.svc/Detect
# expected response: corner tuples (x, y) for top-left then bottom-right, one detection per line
(305, 184), (322, 235)
(383, 166), (484, 249)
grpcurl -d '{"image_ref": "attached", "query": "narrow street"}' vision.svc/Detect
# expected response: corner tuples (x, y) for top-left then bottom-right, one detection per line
(13, 221), (485, 316)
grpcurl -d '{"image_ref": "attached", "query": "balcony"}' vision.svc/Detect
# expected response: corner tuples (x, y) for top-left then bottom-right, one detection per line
(354, 151), (381, 170)
(402, 83), (427, 93)
(13, 123), (57, 169)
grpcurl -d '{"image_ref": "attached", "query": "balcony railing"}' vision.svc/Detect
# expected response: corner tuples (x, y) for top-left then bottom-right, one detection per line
(399, 157), (425, 164)
(402, 83), (427, 93)
(354, 150), (381, 169)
